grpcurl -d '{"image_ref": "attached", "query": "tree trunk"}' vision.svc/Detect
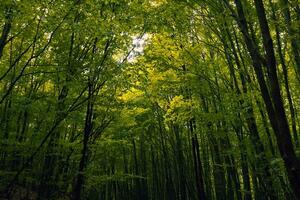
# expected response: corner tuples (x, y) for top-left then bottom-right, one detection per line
(230, 0), (300, 197)
(0, 8), (12, 59)
(191, 132), (206, 200)
(71, 82), (94, 200)
(253, 0), (300, 198)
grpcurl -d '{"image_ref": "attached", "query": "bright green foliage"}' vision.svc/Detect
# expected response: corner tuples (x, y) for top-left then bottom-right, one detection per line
(1, 0), (300, 199)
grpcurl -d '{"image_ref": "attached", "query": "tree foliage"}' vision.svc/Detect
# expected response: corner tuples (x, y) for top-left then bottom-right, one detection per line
(1, 0), (300, 199)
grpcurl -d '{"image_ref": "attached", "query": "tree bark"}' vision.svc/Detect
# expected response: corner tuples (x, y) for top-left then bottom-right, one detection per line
(0, 8), (12, 59)
(229, 0), (300, 197)
(253, 0), (300, 198)
(71, 82), (94, 200)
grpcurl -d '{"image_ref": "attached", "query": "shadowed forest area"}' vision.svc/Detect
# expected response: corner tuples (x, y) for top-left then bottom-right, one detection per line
(1, 0), (300, 199)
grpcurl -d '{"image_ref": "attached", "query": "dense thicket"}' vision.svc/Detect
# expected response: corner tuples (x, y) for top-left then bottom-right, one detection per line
(1, 0), (300, 199)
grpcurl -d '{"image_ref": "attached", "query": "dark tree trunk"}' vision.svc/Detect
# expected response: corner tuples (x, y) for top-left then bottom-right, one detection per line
(0, 8), (12, 59)
(71, 83), (94, 200)
(270, 0), (299, 147)
(230, 0), (300, 197)
(191, 132), (206, 200)
(279, 0), (300, 80)
(253, 0), (300, 198)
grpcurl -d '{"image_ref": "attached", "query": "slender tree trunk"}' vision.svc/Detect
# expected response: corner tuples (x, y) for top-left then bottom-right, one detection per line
(279, 0), (300, 80)
(71, 82), (94, 200)
(270, 0), (299, 147)
(222, 24), (275, 198)
(0, 8), (12, 59)
(191, 131), (206, 200)
(256, 99), (276, 155)
(38, 30), (75, 198)
(173, 124), (187, 200)
(230, 0), (300, 197)
(132, 138), (143, 200)
(253, 0), (300, 198)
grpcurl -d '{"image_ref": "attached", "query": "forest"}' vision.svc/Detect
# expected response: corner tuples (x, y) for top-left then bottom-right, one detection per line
(0, 0), (300, 199)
